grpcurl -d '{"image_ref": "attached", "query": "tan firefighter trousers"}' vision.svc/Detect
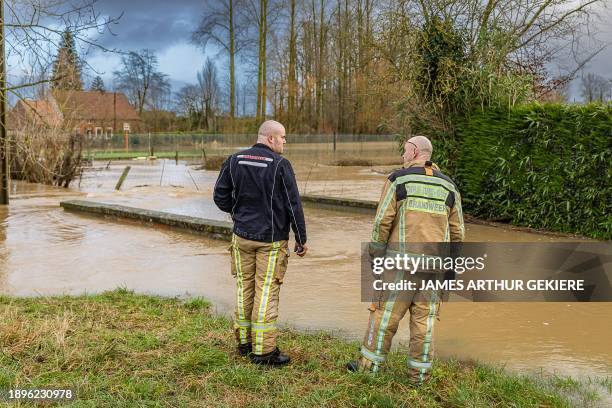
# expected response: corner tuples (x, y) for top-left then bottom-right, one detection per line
(359, 271), (440, 383)
(230, 234), (289, 355)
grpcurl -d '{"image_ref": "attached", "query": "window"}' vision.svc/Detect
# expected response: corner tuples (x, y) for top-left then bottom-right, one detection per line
(94, 127), (103, 138)
(106, 127), (113, 139)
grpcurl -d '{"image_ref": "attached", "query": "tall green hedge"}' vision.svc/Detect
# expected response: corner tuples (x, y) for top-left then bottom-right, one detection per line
(450, 103), (611, 240)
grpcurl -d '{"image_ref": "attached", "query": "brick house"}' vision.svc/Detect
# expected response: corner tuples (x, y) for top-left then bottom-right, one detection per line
(9, 90), (142, 137)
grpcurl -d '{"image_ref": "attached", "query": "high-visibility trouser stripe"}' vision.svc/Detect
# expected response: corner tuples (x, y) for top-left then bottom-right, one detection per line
(360, 346), (386, 364)
(456, 193), (465, 236)
(254, 241), (280, 355)
(373, 270), (403, 373)
(418, 291), (438, 383)
(251, 321), (276, 333)
(233, 235), (249, 344)
(444, 220), (450, 242)
(408, 359), (432, 369)
(372, 181), (396, 242)
(370, 241), (386, 250)
(235, 319), (251, 328)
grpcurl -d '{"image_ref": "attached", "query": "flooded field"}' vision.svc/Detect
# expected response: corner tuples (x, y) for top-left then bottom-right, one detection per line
(0, 159), (610, 381)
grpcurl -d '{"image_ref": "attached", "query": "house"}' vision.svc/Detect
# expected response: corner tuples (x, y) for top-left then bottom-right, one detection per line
(9, 90), (142, 137)
(9, 98), (64, 129)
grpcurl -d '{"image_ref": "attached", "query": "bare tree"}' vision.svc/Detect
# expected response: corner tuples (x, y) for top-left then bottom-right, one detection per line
(113, 49), (169, 116)
(581, 72), (611, 102)
(192, 0), (249, 126)
(2, 0), (121, 202)
(176, 84), (202, 129)
(145, 72), (172, 131)
(175, 59), (221, 131)
(197, 58), (221, 130)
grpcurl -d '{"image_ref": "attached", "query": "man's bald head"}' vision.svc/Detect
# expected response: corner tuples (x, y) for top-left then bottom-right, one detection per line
(257, 120), (286, 154)
(403, 135), (433, 163)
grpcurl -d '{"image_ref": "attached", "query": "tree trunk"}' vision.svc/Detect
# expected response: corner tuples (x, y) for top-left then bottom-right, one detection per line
(261, 0), (268, 120)
(288, 0), (297, 129)
(229, 0), (235, 126)
(256, 0), (264, 122)
(316, 0), (325, 131)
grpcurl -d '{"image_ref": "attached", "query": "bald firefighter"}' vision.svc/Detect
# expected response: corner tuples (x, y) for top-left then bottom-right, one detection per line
(347, 135), (464, 384)
(214, 120), (308, 366)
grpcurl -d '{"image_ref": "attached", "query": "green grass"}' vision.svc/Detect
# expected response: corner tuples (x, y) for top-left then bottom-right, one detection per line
(0, 290), (607, 407)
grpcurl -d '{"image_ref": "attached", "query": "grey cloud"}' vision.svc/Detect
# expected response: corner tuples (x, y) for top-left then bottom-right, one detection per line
(89, 0), (204, 52)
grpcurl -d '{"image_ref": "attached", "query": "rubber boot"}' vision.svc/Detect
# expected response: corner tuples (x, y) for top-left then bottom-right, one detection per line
(250, 348), (290, 366)
(237, 343), (252, 357)
(346, 360), (360, 372)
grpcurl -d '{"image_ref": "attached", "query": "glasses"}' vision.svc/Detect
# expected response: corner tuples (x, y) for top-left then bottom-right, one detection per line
(402, 141), (418, 157)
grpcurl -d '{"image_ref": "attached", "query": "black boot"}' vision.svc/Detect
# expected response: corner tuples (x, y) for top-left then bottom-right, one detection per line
(250, 348), (291, 366)
(346, 360), (360, 372)
(237, 343), (252, 357)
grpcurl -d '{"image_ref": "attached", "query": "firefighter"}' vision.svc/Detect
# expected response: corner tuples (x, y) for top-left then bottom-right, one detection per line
(213, 120), (308, 366)
(347, 135), (464, 384)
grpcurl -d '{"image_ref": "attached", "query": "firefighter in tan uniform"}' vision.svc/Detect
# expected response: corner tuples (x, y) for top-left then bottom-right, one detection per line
(214, 120), (308, 366)
(347, 135), (464, 384)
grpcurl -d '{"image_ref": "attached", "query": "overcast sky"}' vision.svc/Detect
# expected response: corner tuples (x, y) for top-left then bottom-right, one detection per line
(85, 0), (210, 92)
(18, 0), (612, 101)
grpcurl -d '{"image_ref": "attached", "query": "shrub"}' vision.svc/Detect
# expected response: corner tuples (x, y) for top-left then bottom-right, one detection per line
(453, 103), (611, 239)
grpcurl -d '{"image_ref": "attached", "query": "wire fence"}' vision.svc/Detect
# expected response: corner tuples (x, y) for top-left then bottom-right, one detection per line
(82, 133), (401, 164)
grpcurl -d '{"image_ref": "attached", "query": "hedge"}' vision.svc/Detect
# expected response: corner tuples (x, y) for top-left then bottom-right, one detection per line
(447, 103), (611, 240)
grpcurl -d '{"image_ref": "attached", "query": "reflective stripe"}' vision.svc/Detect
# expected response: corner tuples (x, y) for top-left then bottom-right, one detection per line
(360, 346), (386, 363)
(419, 291), (438, 382)
(444, 220), (450, 242)
(373, 270), (404, 372)
(254, 241), (280, 354)
(372, 180), (396, 242)
(237, 155), (273, 162)
(404, 183), (449, 201)
(251, 321), (276, 332)
(234, 319), (251, 328)
(238, 160), (268, 167)
(233, 235), (248, 344)
(408, 359), (432, 369)
(455, 192), (465, 238)
(395, 174), (457, 194)
(399, 201), (406, 254)
(404, 197), (447, 215)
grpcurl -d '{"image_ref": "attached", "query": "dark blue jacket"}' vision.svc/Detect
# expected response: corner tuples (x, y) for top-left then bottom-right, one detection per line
(213, 143), (307, 244)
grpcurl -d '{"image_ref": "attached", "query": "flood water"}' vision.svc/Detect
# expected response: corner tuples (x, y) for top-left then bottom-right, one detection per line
(0, 160), (610, 381)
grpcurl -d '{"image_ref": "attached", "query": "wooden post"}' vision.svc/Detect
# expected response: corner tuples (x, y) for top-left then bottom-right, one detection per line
(115, 166), (131, 190)
(174, 134), (178, 164)
(200, 135), (207, 165)
(0, 0), (10, 204)
(333, 131), (337, 152)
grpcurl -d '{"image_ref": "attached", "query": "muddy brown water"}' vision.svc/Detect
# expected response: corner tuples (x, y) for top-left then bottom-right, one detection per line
(0, 160), (610, 381)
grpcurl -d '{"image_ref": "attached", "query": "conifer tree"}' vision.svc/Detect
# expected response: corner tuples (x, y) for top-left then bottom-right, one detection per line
(90, 76), (105, 92)
(51, 29), (83, 90)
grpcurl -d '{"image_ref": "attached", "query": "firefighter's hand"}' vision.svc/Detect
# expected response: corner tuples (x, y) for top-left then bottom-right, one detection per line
(294, 243), (308, 257)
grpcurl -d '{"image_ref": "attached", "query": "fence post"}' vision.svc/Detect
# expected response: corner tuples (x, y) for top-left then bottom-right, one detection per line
(333, 131), (337, 152)
(115, 166), (131, 190)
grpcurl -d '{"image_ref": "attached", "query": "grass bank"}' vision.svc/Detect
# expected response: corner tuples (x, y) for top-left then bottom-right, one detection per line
(1, 290), (607, 407)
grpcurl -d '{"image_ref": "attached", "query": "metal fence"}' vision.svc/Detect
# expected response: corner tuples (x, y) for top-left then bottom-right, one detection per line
(83, 133), (400, 164)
